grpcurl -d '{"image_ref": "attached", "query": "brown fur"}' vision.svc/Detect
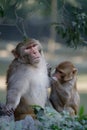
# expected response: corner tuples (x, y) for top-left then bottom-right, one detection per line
(50, 61), (80, 115)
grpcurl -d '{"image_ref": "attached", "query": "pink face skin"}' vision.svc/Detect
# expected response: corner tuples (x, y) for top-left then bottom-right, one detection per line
(24, 43), (41, 63)
(53, 70), (65, 81)
(53, 72), (61, 80)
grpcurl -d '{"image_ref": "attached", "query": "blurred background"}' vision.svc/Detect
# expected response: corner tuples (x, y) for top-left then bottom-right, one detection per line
(0, 0), (87, 114)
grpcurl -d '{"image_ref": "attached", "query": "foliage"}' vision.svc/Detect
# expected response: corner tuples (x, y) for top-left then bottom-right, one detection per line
(0, 6), (4, 17)
(36, 0), (52, 16)
(36, 0), (87, 48)
(0, 106), (87, 130)
(0, 0), (38, 19)
(35, 106), (87, 130)
(0, 0), (39, 38)
(53, 7), (87, 48)
(0, 0), (87, 48)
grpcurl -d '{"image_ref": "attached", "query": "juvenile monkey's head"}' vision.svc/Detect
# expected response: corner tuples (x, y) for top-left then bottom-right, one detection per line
(53, 61), (77, 83)
(12, 39), (43, 65)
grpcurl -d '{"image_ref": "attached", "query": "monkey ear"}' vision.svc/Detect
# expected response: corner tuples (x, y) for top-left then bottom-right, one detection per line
(73, 68), (78, 74)
(11, 49), (19, 58)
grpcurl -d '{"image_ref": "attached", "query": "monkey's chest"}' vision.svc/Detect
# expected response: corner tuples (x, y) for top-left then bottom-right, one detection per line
(23, 72), (48, 108)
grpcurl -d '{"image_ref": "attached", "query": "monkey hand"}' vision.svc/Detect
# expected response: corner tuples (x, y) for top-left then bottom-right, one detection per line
(51, 77), (59, 86)
(3, 105), (14, 116)
(0, 103), (6, 116)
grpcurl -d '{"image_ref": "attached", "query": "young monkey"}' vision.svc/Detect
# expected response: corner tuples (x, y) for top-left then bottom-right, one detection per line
(50, 61), (80, 115)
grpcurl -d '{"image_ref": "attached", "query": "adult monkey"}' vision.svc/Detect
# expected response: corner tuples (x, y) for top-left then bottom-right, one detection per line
(50, 61), (80, 115)
(4, 38), (49, 120)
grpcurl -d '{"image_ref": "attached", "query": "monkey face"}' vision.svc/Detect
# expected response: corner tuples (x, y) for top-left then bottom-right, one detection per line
(22, 43), (41, 64)
(53, 61), (77, 83)
(12, 39), (43, 65)
(53, 69), (66, 82)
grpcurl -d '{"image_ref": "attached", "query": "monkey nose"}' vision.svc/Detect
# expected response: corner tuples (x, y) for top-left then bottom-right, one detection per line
(32, 48), (36, 53)
(32, 49), (38, 54)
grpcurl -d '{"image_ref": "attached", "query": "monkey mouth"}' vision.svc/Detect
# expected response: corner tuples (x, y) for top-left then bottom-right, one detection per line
(34, 55), (41, 59)
(32, 57), (40, 63)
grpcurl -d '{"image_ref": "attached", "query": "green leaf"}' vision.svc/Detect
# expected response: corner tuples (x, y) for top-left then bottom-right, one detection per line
(50, 124), (60, 130)
(79, 106), (84, 117)
(0, 6), (4, 17)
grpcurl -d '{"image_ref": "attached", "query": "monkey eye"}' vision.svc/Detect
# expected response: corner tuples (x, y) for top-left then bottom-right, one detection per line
(25, 46), (31, 49)
(56, 69), (66, 77)
(26, 44), (37, 49)
(56, 69), (63, 74)
(39, 49), (41, 53)
(32, 44), (37, 47)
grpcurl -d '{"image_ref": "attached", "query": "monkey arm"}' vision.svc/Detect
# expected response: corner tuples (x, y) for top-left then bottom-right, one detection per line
(50, 79), (68, 106)
(62, 77), (77, 99)
(6, 69), (29, 110)
(6, 88), (22, 110)
(53, 79), (70, 99)
(50, 79), (68, 112)
(51, 78), (76, 104)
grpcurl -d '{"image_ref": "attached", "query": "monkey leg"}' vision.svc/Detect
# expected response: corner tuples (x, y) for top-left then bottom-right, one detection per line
(64, 106), (75, 116)
(14, 105), (36, 121)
